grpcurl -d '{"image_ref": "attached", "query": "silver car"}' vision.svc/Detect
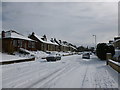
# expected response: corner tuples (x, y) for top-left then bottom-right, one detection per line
(82, 53), (90, 59)
(46, 53), (61, 61)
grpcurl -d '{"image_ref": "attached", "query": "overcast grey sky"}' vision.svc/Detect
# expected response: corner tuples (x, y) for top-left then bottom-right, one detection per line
(2, 2), (118, 47)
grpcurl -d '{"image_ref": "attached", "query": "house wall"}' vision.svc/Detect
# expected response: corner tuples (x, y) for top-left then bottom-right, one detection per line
(52, 45), (55, 51)
(58, 45), (61, 52)
(2, 38), (36, 54)
(62, 46), (68, 52)
(60, 46), (62, 51)
(43, 43), (47, 51)
(28, 34), (43, 51)
(114, 40), (120, 49)
(50, 44), (53, 51)
(55, 45), (58, 51)
(43, 43), (59, 51)
(2, 38), (14, 53)
(46, 44), (55, 51)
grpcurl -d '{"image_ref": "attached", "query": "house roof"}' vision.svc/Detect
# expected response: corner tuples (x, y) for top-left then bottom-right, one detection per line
(113, 39), (120, 43)
(70, 45), (77, 50)
(57, 40), (76, 49)
(60, 43), (68, 47)
(3, 30), (35, 41)
(34, 34), (58, 45)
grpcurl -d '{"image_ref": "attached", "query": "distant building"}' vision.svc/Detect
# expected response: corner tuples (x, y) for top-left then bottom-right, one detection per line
(1, 30), (37, 54)
(56, 40), (77, 52)
(113, 36), (120, 49)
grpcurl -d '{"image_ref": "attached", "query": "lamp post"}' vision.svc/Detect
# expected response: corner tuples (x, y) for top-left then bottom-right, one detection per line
(93, 35), (97, 49)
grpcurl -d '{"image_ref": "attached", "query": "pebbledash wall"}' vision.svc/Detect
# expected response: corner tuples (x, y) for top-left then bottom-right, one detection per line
(1, 30), (77, 54)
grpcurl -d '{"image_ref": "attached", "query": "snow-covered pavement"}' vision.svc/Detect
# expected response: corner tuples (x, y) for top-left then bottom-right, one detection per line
(2, 54), (118, 88)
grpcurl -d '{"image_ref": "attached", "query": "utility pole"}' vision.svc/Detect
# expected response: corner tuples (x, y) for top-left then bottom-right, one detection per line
(93, 35), (97, 49)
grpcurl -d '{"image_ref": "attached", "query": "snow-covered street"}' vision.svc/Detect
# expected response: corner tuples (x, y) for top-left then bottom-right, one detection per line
(2, 54), (118, 88)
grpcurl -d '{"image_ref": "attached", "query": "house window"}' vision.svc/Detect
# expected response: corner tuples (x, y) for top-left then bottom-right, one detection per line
(31, 42), (35, 48)
(18, 40), (22, 47)
(28, 41), (35, 48)
(13, 40), (17, 47)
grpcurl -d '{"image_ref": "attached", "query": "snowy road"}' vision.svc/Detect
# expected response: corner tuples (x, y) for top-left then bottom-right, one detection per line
(2, 54), (118, 88)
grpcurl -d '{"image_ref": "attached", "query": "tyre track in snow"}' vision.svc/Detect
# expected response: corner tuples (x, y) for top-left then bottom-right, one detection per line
(49, 55), (118, 88)
(27, 60), (80, 88)
(27, 67), (64, 88)
(2, 61), (47, 81)
(10, 62), (71, 88)
(79, 57), (118, 88)
(40, 63), (81, 88)
(81, 64), (88, 88)
(2, 55), (118, 88)
(2, 62), (56, 87)
(3, 55), (78, 88)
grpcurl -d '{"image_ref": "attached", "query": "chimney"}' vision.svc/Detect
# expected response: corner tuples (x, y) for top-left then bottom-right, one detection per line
(51, 38), (54, 42)
(43, 35), (47, 41)
(32, 32), (35, 35)
(59, 40), (61, 43)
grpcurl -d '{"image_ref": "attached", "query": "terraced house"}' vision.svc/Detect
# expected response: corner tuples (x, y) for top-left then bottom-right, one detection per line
(1, 30), (37, 54)
(1, 30), (77, 53)
(28, 32), (59, 51)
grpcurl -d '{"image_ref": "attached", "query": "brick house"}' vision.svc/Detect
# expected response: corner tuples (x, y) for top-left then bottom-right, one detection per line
(1, 30), (37, 54)
(28, 32), (59, 51)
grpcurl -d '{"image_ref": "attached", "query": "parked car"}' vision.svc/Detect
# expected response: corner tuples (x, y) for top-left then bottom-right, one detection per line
(78, 52), (83, 55)
(82, 52), (90, 59)
(46, 52), (61, 61)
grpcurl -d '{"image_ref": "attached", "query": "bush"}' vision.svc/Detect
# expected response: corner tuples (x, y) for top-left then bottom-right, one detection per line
(96, 43), (115, 60)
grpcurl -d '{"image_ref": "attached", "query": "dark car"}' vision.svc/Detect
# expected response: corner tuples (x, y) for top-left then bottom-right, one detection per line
(82, 53), (90, 59)
(46, 53), (61, 61)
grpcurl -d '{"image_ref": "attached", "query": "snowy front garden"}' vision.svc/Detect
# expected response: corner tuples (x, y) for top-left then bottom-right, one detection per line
(0, 48), (75, 64)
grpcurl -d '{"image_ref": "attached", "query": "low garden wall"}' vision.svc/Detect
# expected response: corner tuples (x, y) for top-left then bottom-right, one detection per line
(106, 53), (120, 73)
(107, 59), (120, 73)
(0, 57), (35, 65)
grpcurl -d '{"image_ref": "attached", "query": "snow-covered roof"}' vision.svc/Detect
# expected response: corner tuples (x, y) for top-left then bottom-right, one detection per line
(70, 45), (77, 50)
(58, 41), (69, 47)
(114, 39), (120, 43)
(61, 43), (69, 47)
(34, 34), (58, 45)
(3, 30), (35, 41)
(58, 41), (76, 49)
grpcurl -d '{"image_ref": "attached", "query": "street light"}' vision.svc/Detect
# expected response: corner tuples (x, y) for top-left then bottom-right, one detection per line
(93, 35), (97, 49)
